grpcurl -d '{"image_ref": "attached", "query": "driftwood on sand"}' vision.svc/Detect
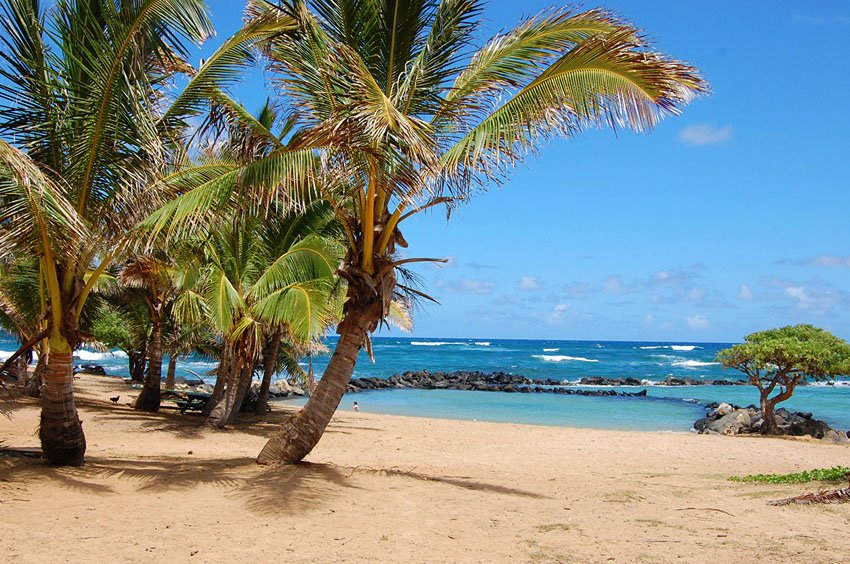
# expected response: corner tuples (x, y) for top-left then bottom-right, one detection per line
(769, 474), (850, 506)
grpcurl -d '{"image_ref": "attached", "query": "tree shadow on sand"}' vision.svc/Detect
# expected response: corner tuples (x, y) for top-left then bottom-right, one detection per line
(3, 453), (549, 517)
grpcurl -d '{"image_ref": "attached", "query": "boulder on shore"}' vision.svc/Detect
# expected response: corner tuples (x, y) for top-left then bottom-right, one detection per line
(694, 406), (849, 443)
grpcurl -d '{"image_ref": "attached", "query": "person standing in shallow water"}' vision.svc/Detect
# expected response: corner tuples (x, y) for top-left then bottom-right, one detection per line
(353, 402), (359, 413)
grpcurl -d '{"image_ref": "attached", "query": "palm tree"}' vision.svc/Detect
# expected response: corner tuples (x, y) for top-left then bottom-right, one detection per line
(138, 0), (707, 464)
(195, 207), (340, 428)
(0, 257), (44, 390)
(0, 0), (297, 465)
(119, 254), (180, 412)
(252, 0), (708, 464)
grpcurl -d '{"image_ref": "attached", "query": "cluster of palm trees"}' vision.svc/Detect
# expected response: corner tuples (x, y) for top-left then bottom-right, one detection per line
(0, 0), (706, 467)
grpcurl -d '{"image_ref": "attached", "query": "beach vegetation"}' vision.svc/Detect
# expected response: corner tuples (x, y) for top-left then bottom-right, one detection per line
(229, 0), (709, 465)
(730, 466), (850, 484)
(0, 0), (297, 465)
(717, 325), (850, 435)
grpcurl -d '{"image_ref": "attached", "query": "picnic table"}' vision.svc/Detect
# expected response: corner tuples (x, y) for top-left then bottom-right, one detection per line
(162, 390), (212, 414)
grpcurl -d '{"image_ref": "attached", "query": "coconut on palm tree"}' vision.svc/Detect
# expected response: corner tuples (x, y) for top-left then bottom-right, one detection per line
(0, 0), (298, 465)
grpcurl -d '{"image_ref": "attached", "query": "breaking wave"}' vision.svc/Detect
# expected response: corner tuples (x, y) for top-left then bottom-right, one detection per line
(532, 354), (599, 363)
(671, 360), (718, 368)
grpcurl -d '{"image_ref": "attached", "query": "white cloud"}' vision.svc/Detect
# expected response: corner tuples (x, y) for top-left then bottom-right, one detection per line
(739, 284), (753, 300)
(686, 314), (710, 329)
(435, 278), (495, 295)
(603, 274), (629, 294)
(517, 276), (541, 291)
(678, 124), (734, 146)
(547, 303), (571, 324)
(807, 255), (850, 267)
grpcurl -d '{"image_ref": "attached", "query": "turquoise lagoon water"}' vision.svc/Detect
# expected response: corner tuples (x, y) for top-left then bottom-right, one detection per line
(4, 335), (849, 432)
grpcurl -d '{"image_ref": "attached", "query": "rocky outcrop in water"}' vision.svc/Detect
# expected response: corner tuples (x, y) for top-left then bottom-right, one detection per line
(346, 370), (649, 397)
(694, 403), (849, 443)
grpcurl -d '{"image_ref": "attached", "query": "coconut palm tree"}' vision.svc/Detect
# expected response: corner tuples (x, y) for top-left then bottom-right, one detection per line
(0, 0), (298, 465)
(177, 211), (337, 427)
(139, 0), (708, 464)
(253, 0), (707, 464)
(119, 254), (180, 412)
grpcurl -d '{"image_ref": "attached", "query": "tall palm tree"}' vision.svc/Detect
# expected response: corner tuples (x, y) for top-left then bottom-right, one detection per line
(254, 0), (708, 464)
(141, 0), (708, 465)
(0, 0), (297, 465)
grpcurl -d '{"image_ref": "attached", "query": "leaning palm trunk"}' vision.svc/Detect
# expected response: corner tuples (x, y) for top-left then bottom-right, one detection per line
(207, 361), (253, 427)
(135, 315), (163, 412)
(165, 355), (177, 390)
(39, 347), (85, 465)
(206, 338), (255, 427)
(255, 333), (282, 415)
(203, 352), (230, 417)
(25, 349), (46, 398)
(257, 290), (382, 464)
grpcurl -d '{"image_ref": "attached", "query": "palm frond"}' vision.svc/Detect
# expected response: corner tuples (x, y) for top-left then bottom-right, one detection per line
(0, 139), (89, 259)
(441, 29), (707, 190)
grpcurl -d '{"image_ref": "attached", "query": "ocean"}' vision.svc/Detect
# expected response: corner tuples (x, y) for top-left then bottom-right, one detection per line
(4, 336), (849, 432)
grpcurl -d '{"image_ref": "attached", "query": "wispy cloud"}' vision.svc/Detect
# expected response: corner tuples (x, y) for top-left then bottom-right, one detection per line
(562, 282), (591, 298)
(517, 276), (541, 291)
(802, 255), (850, 268)
(678, 124), (734, 146)
(738, 284), (753, 300)
(760, 277), (850, 315)
(465, 261), (496, 270)
(435, 278), (495, 295)
(686, 314), (710, 329)
(603, 274), (637, 294)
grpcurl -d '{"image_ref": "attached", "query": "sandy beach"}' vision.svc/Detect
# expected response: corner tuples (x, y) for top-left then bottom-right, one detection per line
(2, 374), (850, 563)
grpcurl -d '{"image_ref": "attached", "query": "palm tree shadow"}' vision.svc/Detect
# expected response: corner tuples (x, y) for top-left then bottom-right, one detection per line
(236, 462), (359, 516)
(0, 455), (255, 494)
(350, 466), (550, 499)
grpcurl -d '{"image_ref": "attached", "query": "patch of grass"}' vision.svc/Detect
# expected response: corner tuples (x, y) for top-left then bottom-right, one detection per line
(633, 519), (665, 528)
(603, 489), (644, 503)
(729, 466), (850, 484)
(535, 523), (570, 533)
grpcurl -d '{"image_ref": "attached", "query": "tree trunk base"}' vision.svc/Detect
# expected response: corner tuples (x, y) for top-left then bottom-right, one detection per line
(134, 386), (161, 412)
(39, 351), (86, 466)
(257, 413), (309, 465)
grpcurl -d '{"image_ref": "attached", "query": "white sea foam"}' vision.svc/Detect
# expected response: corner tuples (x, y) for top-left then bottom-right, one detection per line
(75, 349), (128, 361)
(474, 342), (490, 346)
(640, 345), (700, 351)
(533, 354), (599, 363)
(810, 380), (850, 387)
(542, 348), (560, 352)
(410, 341), (469, 347)
(0, 349), (17, 360)
(671, 360), (718, 368)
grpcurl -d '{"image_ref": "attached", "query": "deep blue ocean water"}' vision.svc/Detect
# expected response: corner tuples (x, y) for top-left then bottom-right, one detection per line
(4, 335), (849, 432)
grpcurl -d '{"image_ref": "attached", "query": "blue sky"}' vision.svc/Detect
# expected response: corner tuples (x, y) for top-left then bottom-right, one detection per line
(202, 0), (850, 342)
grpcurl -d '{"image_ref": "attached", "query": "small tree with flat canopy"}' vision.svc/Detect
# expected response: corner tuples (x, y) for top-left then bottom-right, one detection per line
(717, 325), (850, 435)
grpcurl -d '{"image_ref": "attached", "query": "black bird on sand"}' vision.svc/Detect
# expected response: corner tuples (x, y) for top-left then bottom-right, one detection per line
(110, 395), (120, 404)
